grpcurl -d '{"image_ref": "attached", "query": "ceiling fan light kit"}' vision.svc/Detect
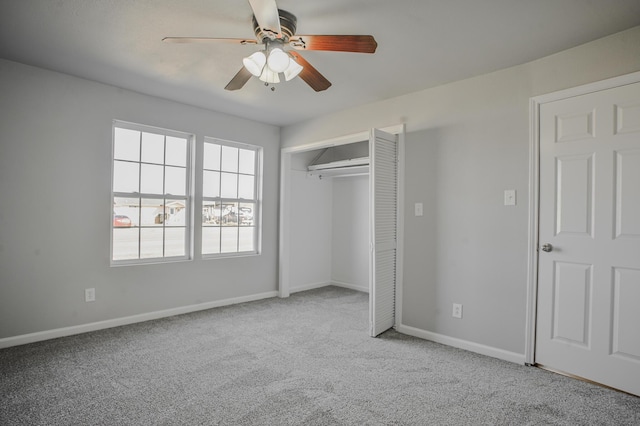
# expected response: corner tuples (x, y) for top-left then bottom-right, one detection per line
(241, 41), (303, 85)
(242, 51), (266, 77)
(266, 47), (290, 73)
(163, 0), (377, 92)
(259, 63), (280, 84)
(283, 57), (303, 82)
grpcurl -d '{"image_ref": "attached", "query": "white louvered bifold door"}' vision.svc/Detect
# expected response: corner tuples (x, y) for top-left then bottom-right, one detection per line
(369, 129), (398, 337)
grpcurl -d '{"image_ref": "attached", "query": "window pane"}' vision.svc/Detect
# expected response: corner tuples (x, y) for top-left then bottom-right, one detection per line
(204, 143), (221, 170)
(239, 202), (255, 226)
(165, 166), (186, 196)
(141, 132), (164, 164)
(114, 197), (139, 227)
(239, 227), (255, 252)
(221, 172), (237, 198)
(140, 199), (165, 226)
(238, 149), (255, 175)
(112, 121), (193, 264)
(114, 128), (140, 161)
(166, 136), (186, 167)
(200, 139), (259, 258)
(113, 161), (139, 193)
(112, 227), (139, 260)
(238, 175), (254, 199)
(220, 202), (238, 226)
(165, 228), (185, 257)
(140, 228), (163, 258)
(165, 200), (187, 226)
(203, 201), (221, 225)
(203, 171), (220, 198)
(221, 146), (238, 172)
(221, 227), (238, 253)
(202, 227), (221, 254)
(140, 164), (164, 194)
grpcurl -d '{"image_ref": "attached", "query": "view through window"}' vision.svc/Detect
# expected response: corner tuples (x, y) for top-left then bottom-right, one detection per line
(202, 138), (261, 256)
(111, 121), (192, 264)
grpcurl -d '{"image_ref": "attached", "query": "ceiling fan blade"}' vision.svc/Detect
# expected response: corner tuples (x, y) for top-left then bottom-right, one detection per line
(225, 67), (253, 91)
(289, 35), (377, 53)
(248, 0), (282, 39)
(288, 51), (331, 92)
(162, 37), (258, 45)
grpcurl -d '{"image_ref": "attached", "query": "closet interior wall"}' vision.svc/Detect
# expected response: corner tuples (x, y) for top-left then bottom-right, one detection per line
(288, 142), (370, 294)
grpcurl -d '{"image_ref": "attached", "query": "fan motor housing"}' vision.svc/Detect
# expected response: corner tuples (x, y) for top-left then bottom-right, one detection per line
(252, 9), (297, 41)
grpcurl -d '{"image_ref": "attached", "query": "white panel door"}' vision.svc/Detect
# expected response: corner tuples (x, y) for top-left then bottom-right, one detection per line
(369, 129), (398, 337)
(536, 81), (640, 396)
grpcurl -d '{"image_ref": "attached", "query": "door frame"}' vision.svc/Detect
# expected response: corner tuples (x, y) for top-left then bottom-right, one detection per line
(525, 70), (640, 365)
(279, 124), (405, 325)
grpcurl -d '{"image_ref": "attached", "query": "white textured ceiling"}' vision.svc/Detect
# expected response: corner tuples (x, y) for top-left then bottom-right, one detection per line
(2, 0), (640, 126)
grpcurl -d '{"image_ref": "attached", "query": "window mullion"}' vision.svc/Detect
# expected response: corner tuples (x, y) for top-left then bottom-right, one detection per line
(137, 131), (143, 260)
(162, 136), (167, 258)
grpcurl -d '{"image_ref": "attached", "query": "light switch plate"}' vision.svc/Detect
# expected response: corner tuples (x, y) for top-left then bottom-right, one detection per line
(504, 190), (516, 206)
(85, 288), (95, 302)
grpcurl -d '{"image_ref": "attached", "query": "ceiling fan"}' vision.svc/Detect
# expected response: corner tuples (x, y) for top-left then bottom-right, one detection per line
(163, 0), (377, 92)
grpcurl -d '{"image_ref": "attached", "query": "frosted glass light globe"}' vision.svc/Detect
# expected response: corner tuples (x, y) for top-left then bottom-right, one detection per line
(267, 48), (290, 73)
(242, 51), (266, 77)
(284, 58), (303, 81)
(259, 66), (280, 84)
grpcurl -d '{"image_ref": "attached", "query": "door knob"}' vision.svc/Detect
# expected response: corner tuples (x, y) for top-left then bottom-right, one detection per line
(541, 243), (553, 252)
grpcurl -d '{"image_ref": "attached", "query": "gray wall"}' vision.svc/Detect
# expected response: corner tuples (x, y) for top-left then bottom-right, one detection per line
(288, 168), (333, 292)
(332, 175), (369, 292)
(3, 25), (640, 355)
(281, 26), (640, 355)
(0, 59), (280, 339)
(287, 166), (370, 294)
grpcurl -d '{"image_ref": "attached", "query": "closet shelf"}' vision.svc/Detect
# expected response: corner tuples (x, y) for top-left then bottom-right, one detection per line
(307, 157), (369, 178)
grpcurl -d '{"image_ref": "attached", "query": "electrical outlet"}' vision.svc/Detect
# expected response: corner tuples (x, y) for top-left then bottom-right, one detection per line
(85, 288), (95, 302)
(452, 303), (463, 319)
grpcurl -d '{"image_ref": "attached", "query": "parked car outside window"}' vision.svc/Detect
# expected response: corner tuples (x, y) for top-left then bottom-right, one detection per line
(113, 214), (132, 228)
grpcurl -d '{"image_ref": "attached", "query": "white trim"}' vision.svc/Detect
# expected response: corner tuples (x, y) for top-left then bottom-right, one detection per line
(307, 157), (369, 171)
(525, 97), (541, 365)
(397, 324), (526, 365)
(278, 150), (291, 298)
(289, 281), (370, 294)
(307, 166), (369, 179)
(331, 280), (369, 293)
(289, 281), (333, 294)
(281, 124), (405, 154)
(525, 70), (640, 365)
(0, 291), (278, 349)
(395, 125), (406, 329)
(533, 71), (640, 105)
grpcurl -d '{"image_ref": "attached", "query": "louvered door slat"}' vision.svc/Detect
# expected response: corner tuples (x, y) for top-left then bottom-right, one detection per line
(369, 129), (398, 337)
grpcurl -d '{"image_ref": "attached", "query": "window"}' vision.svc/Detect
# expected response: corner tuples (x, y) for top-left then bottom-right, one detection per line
(202, 138), (261, 256)
(111, 121), (193, 264)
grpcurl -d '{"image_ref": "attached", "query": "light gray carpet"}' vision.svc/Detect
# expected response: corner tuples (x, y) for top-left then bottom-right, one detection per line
(1, 286), (639, 425)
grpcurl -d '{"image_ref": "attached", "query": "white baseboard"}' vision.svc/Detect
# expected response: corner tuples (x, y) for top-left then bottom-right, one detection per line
(0, 291), (278, 349)
(396, 323), (526, 365)
(331, 280), (369, 293)
(290, 281), (332, 294)
(290, 281), (369, 294)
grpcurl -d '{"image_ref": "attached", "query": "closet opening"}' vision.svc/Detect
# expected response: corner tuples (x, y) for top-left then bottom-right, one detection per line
(279, 126), (404, 337)
(288, 140), (370, 295)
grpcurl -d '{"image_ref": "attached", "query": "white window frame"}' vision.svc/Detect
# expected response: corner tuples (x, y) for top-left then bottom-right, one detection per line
(110, 120), (194, 266)
(202, 137), (262, 259)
